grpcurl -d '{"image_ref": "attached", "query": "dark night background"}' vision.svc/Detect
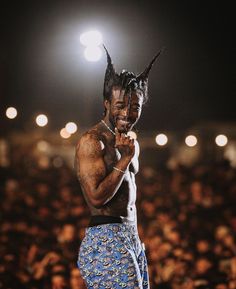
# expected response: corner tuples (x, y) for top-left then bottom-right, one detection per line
(0, 0), (235, 132)
(1, 2), (236, 288)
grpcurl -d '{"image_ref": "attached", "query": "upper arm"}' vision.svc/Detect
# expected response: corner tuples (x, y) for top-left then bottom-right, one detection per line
(75, 134), (106, 202)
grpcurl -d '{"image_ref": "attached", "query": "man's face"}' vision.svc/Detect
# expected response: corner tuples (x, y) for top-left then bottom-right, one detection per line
(106, 87), (144, 133)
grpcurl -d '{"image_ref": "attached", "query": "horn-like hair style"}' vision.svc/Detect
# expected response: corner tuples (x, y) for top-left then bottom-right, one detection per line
(103, 45), (162, 104)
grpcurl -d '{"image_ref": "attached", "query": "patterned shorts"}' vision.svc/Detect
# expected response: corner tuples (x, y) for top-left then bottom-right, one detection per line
(77, 223), (149, 289)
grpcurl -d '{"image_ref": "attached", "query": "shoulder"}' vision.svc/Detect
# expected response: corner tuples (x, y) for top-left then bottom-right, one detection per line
(76, 130), (104, 158)
(79, 131), (99, 145)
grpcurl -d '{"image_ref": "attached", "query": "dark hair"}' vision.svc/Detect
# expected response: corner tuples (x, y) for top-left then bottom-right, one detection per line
(104, 69), (148, 104)
(103, 45), (163, 107)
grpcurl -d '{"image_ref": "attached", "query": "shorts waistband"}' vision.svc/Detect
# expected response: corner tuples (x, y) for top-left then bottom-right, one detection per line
(88, 215), (122, 227)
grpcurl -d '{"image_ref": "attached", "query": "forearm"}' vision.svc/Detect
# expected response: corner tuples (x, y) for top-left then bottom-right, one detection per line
(92, 157), (131, 208)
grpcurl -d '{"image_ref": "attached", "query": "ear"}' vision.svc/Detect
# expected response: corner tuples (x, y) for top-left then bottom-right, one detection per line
(104, 99), (111, 111)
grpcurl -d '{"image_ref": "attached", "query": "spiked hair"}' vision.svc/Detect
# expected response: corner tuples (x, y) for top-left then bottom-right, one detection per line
(103, 45), (162, 104)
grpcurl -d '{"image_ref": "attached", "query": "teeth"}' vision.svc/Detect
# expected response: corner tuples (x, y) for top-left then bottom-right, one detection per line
(119, 120), (129, 125)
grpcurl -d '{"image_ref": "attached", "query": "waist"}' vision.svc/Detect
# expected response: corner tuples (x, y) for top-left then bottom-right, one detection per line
(88, 215), (123, 227)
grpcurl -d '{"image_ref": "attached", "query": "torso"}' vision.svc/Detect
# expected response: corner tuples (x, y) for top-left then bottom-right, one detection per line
(76, 123), (139, 223)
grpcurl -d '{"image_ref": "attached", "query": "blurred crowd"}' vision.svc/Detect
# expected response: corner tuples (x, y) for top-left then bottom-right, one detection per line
(137, 161), (236, 289)
(1, 144), (236, 289)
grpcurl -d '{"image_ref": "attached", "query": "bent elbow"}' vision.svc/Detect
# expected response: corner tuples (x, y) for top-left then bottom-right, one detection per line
(88, 188), (111, 209)
(89, 196), (104, 209)
(91, 199), (104, 209)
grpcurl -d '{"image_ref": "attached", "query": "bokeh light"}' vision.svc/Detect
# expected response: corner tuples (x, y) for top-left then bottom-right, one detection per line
(60, 128), (71, 139)
(36, 140), (50, 152)
(52, 156), (63, 168)
(185, 135), (198, 147)
(36, 114), (48, 127)
(215, 134), (228, 147)
(6, 107), (17, 119)
(84, 46), (102, 62)
(80, 30), (103, 47)
(155, 133), (168, 146)
(65, 122), (78, 134)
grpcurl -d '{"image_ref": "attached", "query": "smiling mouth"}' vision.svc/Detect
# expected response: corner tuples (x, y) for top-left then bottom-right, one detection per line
(118, 119), (130, 126)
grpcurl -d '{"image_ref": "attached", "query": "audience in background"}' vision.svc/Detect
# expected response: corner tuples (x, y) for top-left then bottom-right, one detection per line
(0, 148), (236, 289)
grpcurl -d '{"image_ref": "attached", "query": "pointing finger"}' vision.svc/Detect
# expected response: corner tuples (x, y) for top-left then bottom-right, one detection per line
(115, 127), (120, 142)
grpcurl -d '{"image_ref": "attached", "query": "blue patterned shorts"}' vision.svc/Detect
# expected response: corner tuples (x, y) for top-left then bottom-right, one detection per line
(77, 223), (149, 289)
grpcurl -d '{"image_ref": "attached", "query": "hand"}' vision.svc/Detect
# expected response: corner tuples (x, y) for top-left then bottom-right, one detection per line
(115, 128), (135, 160)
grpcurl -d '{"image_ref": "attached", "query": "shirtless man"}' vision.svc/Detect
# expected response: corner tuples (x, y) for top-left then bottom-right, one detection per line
(75, 46), (161, 289)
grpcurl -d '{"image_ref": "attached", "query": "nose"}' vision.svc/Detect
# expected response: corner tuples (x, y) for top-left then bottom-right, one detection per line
(120, 106), (129, 117)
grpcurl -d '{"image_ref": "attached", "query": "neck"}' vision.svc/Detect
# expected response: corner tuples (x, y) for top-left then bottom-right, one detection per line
(101, 117), (115, 139)
(103, 115), (115, 129)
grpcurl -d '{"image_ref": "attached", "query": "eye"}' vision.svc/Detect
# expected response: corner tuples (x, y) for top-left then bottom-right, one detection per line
(116, 104), (124, 109)
(131, 106), (140, 111)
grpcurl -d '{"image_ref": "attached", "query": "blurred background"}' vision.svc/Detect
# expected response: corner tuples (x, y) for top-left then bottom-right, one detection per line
(0, 0), (235, 288)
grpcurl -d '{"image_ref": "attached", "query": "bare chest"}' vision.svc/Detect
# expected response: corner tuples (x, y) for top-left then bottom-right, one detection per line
(102, 141), (138, 174)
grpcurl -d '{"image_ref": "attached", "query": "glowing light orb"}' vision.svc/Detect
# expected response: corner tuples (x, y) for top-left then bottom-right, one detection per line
(155, 134), (168, 146)
(65, 122), (78, 134)
(60, 128), (71, 139)
(84, 46), (102, 62)
(185, 135), (198, 147)
(6, 107), (17, 119)
(127, 131), (137, 140)
(53, 157), (63, 168)
(80, 30), (103, 47)
(215, 134), (228, 147)
(37, 140), (50, 152)
(36, 114), (48, 127)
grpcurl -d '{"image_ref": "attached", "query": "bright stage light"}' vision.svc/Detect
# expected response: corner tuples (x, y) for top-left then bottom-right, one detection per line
(80, 30), (103, 47)
(155, 134), (168, 146)
(6, 107), (17, 119)
(65, 122), (77, 134)
(215, 134), (228, 147)
(127, 131), (137, 140)
(36, 114), (48, 127)
(60, 128), (71, 139)
(84, 46), (102, 62)
(185, 135), (197, 147)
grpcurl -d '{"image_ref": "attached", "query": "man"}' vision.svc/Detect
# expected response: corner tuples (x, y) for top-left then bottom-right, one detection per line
(75, 45), (161, 289)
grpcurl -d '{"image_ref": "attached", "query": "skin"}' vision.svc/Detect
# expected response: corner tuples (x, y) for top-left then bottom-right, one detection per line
(75, 86), (144, 224)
